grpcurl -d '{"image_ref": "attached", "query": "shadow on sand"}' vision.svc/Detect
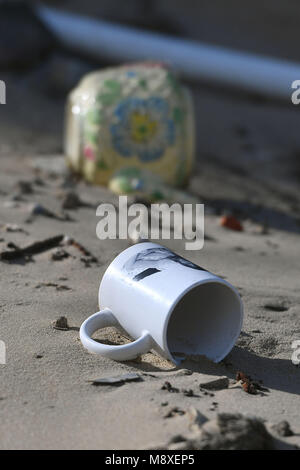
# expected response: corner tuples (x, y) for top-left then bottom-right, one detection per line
(125, 346), (300, 396)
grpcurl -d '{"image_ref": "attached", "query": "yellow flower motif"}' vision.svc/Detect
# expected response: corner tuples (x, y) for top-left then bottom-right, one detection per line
(130, 112), (158, 143)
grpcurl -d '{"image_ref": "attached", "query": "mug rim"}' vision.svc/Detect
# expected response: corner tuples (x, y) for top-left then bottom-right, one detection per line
(162, 277), (244, 365)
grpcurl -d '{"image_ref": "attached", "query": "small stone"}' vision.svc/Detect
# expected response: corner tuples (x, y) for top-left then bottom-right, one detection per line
(168, 441), (191, 450)
(168, 434), (187, 444)
(163, 407), (185, 419)
(7, 241), (19, 250)
(233, 246), (245, 252)
(33, 177), (44, 186)
(16, 181), (33, 194)
(161, 381), (179, 393)
(50, 249), (70, 261)
(199, 376), (229, 391)
(36, 282), (71, 291)
(172, 369), (193, 377)
(210, 402), (219, 411)
(271, 421), (294, 437)
(3, 224), (27, 233)
(263, 303), (288, 312)
(182, 389), (195, 397)
(29, 203), (49, 216)
(242, 381), (257, 395)
(90, 373), (142, 386)
(56, 285), (71, 291)
(61, 191), (82, 210)
(80, 256), (94, 267)
(52, 316), (69, 331)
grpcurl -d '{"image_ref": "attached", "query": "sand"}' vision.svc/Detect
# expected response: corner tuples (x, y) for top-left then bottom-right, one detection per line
(1, 1), (300, 446)
(0, 154), (299, 450)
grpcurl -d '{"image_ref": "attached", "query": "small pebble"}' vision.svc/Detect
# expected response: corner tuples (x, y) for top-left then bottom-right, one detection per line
(50, 249), (70, 261)
(3, 223), (26, 233)
(271, 420), (294, 437)
(52, 316), (69, 331)
(29, 203), (50, 216)
(61, 191), (82, 210)
(16, 181), (33, 194)
(161, 381), (179, 393)
(163, 407), (185, 418)
(33, 177), (44, 186)
(168, 434), (187, 444)
(90, 373), (142, 386)
(182, 389), (195, 397)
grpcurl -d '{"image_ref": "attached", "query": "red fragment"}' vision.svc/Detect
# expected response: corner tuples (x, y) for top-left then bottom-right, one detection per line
(220, 215), (243, 231)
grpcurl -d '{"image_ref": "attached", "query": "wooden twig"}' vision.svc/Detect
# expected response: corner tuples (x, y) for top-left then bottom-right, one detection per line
(0, 234), (64, 261)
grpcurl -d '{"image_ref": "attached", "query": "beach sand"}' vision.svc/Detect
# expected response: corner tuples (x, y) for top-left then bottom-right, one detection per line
(1, 0), (300, 446)
(0, 154), (299, 449)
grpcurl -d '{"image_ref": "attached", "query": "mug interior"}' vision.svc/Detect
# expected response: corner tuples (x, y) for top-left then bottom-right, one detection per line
(166, 281), (242, 363)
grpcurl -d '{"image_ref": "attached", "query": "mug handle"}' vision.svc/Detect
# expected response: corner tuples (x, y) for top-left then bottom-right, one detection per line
(79, 308), (153, 361)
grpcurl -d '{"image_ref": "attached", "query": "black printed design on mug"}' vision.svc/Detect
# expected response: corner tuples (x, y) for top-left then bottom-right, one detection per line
(123, 247), (207, 282)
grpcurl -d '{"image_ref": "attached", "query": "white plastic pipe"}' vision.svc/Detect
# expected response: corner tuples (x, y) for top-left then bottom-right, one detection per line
(36, 5), (300, 101)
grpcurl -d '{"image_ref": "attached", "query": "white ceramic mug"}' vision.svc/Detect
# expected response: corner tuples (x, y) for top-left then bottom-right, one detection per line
(80, 242), (243, 365)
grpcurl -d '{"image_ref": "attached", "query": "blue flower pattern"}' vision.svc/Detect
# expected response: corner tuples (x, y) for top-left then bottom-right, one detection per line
(110, 97), (175, 162)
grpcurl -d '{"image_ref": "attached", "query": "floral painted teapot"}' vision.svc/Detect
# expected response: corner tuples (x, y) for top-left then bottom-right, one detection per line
(65, 62), (195, 188)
